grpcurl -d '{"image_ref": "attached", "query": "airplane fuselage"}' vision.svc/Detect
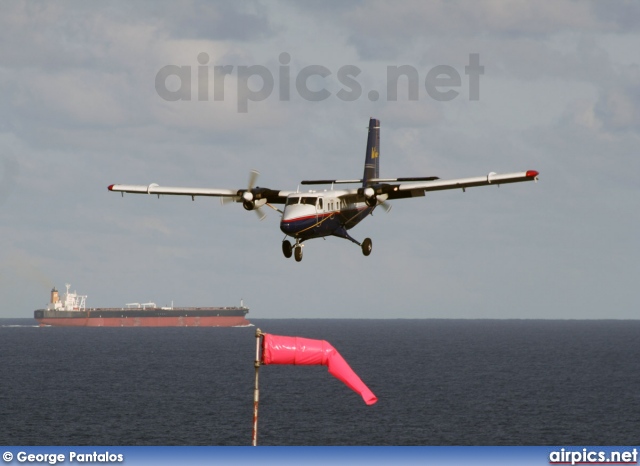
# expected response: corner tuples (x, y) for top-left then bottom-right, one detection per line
(279, 191), (373, 241)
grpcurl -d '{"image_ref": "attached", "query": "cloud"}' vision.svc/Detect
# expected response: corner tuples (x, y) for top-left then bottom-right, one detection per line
(0, 153), (19, 206)
(0, 2), (638, 319)
(150, 1), (274, 41)
(0, 251), (54, 291)
(594, 65), (640, 132)
(331, 1), (636, 60)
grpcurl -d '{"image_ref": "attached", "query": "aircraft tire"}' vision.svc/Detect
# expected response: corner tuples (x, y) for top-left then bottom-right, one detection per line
(361, 238), (372, 256)
(294, 246), (303, 262)
(282, 240), (293, 258)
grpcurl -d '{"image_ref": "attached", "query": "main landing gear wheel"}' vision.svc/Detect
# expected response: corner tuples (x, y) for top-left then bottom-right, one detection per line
(294, 246), (303, 262)
(361, 237), (372, 256)
(282, 240), (292, 258)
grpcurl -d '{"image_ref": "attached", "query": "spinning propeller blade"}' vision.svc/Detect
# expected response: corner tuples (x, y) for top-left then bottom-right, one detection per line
(248, 169), (260, 190)
(380, 201), (392, 213)
(220, 196), (239, 205)
(249, 169), (267, 220)
(254, 207), (267, 221)
(218, 169), (276, 220)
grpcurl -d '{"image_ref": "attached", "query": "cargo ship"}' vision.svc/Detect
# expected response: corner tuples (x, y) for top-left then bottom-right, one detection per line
(34, 284), (250, 327)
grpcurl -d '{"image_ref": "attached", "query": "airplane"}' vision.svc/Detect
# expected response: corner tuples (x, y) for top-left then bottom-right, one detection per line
(108, 118), (539, 262)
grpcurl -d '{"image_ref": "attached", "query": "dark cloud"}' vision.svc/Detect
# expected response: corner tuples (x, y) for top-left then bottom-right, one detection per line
(286, 1), (639, 61)
(143, 1), (273, 41)
(0, 1), (272, 71)
(591, 0), (640, 33)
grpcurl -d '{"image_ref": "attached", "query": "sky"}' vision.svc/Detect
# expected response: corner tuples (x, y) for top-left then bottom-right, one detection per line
(0, 1), (638, 319)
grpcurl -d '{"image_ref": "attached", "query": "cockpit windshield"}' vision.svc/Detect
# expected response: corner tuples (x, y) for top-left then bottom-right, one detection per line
(286, 196), (317, 206)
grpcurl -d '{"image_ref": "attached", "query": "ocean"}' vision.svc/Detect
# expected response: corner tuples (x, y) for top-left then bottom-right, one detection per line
(1, 319), (638, 446)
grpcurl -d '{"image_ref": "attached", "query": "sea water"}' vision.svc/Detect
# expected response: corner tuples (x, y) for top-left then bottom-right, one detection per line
(1, 319), (638, 445)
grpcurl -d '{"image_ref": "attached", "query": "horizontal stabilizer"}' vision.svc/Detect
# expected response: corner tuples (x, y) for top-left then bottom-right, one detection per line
(372, 176), (439, 182)
(300, 176), (439, 185)
(300, 179), (362, 185)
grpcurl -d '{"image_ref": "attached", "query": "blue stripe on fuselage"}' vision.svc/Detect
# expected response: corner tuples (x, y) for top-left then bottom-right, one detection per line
(279, 206), (372, 240)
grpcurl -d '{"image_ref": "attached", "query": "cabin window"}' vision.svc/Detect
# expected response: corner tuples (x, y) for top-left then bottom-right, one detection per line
(317, 198), (323, 210)
(300, 196), (317, 205)
(286, 197), (300, 205)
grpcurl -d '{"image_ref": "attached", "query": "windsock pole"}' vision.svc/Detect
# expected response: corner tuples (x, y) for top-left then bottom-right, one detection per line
(252, 328), (263, 446)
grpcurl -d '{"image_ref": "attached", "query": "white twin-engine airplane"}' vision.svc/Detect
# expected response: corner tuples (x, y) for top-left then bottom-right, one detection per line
(108, 118), (539, 262)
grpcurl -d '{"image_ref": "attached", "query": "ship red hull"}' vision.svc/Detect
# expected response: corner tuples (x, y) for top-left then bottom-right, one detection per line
(37, 315), (251, 327)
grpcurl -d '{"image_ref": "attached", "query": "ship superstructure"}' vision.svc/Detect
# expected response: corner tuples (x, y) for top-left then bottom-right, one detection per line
(47, 284), (87, 312)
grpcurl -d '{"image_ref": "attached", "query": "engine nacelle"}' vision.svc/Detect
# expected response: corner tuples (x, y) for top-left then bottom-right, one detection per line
(361, 186), (376, 207)
(242, 198), (267, 211)
(359, 185), (391, 207)
(365, 194), (377, 207)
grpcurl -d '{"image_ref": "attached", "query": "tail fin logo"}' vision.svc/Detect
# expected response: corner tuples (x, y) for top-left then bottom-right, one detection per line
(371, 147), (378, 159)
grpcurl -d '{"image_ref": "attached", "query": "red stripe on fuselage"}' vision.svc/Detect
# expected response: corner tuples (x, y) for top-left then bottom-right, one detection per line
(281, 212), (334, 225)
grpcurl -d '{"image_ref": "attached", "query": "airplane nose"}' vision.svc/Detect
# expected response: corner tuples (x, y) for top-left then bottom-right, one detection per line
(280, 220), (293, 235)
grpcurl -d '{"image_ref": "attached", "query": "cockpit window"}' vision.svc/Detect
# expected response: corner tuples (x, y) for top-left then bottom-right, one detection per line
(288, 196), (318, 206)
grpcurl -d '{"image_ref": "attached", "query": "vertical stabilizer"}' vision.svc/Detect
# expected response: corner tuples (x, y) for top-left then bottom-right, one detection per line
(362, 118), (380, 186)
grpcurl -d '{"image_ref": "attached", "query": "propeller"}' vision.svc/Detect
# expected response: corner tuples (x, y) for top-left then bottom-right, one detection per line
(222, 169), (267, 221)
(253, 205), (267, 221)
(379, 200), (392, 213)
(247, 169), (267, 220)
(360, 185), (394, 213)
(248, 169), (259, 191)
(219, 169), (260, 212)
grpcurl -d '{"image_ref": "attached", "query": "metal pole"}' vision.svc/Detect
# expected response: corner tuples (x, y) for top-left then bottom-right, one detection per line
(252, 328), (262, 446)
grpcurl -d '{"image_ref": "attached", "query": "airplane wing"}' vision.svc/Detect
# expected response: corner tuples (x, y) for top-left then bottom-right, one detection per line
(108, 184), (237, 198)
(107, 184), (293, 205)
(385, 170), (539, 200)
(334, 170), (539, 205)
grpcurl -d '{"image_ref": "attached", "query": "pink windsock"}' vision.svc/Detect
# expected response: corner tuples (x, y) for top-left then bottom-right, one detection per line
(261, 334), (378, 405)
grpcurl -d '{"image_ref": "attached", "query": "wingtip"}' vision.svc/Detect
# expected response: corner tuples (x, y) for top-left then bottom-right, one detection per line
(525, 170), (539, 178)
(107, 184), (114, 191)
